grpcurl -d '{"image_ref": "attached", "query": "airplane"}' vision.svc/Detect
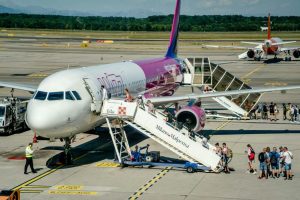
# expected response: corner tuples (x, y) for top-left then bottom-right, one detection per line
(260, 27), (268, 32)
(0, 0), (300, 164)
(204, 14), (300, 61)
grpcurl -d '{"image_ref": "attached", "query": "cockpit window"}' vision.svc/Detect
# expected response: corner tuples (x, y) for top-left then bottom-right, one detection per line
(48, 92), (64, 101)
(34, 91), (47, 100)
(0, 106), (5, 116)
(72, 91), (82, 100)
(65, 91), (75, 100)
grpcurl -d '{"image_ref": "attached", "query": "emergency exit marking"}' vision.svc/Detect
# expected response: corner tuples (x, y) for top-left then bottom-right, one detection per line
(118, 106), (127, 115)
(55, 185), (83, 190)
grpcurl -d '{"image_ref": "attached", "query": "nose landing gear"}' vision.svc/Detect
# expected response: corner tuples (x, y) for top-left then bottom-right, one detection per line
(62, 137), (73, 165)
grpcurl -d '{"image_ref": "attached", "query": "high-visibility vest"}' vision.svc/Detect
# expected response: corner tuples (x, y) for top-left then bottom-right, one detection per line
(25, 146), (33, 158)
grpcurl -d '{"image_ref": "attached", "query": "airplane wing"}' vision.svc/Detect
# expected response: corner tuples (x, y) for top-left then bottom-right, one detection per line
(272, 41), (296, 46)
(0, 81), (37, 92)
(147, 85), (300, 105)
(281, 47), (300, 51)
(241, 41), (264, 46)
(203, 45), (248, 50)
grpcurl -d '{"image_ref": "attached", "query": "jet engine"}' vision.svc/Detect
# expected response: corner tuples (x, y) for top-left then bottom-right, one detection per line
(175, 106), (206, 132)
(247, 50), (255, 58)
(293, 50), (300, 58)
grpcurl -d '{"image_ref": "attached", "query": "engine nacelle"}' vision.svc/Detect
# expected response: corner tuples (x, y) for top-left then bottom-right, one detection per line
(293, 50), (300, 58)
(175, 106), (206, 132)
(247, 50), (255, 58)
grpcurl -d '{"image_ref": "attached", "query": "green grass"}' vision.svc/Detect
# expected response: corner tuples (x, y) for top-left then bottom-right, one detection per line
(1, 28), (300, 40)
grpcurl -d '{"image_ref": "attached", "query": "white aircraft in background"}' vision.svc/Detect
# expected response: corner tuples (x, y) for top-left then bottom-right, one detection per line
(204, 14), (300, 61)
(260, 27), (268, 32)
(0, 1), (300, 163)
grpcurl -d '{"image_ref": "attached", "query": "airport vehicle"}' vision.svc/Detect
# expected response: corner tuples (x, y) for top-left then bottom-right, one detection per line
(0, 98), (27, 135)
(0, 0), (300, 170)
(205, 14), (300, 61)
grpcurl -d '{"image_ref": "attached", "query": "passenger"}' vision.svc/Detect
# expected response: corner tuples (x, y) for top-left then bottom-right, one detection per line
(147, 100), (155, 114)
(201, 137), (209, 149)
(294, 105), (298, 121)
(258, 148), (268, 179)
(246, 144), (256, 174)
(282, 103), (287, 120)
(222, 143), (230, 173)
(278, 146), (285, 176)
(274, 103), (278, 121)
(214, 143), (222, 157)
(283, 147), (293, 180)
(269, 102), (275, 121)
(124, 88), (133, 102)
(269, 147), (280, 178)
(24, 143), (37, 174)
(287, 103), (291, 121)
(101, 85), (108, 101)
(263, 103), (268, 119)
(266, 147), (271, 176)
(257, 103), (263, 119)
(137, 95), (145, 109)
(290, 104), (294, 122)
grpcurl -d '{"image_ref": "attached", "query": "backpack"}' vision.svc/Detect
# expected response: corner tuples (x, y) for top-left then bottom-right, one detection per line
(270, 153), (277, 164)
(258, 152), (265, 162)
(226, 148), (233, 158)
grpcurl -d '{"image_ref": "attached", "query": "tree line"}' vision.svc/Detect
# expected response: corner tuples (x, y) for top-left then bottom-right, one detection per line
(0, 13), (299, 32)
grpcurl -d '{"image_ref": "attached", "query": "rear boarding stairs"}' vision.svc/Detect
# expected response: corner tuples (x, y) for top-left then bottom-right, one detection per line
(101, 99), (223, 172)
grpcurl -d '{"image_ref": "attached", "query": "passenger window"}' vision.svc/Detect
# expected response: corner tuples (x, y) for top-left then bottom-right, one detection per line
(65, 91), (75, 100)
(34, 91), (48, 100)
(72, 91), (82, 100)
(48, 92), (64, 101)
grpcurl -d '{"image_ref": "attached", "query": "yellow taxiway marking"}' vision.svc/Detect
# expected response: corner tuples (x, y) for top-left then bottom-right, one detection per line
(22, 185), (51, 189)
(264, 82), (287, 86)
(55, 185), (83, 190)
(96, 162), (120, 168)
(28, 73), (49, 78)
(129, 167), (172, 200)
(48, 190), (98, 196)
(20, 190), (44, 193)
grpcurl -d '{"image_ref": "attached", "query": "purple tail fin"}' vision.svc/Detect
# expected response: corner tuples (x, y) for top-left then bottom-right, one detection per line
(165, 0), (181, 58)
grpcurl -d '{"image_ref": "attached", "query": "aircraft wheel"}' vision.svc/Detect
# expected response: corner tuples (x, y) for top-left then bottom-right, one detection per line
(289, 57), (292, 61)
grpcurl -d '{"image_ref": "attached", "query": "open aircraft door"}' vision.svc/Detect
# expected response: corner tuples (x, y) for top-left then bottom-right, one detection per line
(83, 78), (102, 113)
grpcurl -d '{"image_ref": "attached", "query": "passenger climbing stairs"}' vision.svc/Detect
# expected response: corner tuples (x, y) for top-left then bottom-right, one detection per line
(101, 99), (222, 172)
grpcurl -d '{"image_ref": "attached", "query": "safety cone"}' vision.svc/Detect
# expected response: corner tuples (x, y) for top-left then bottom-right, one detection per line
(33, 132), (38, 143)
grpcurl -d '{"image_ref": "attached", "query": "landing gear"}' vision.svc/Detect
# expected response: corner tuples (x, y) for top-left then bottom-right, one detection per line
(254, 56), (261, 61)
(63, 137), (73, 165)
(284, 50), (292, 62)
(284, 57), (292, 62)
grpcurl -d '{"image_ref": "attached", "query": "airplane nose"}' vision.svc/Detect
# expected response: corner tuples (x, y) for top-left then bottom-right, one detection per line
(26, 100), (73, 137)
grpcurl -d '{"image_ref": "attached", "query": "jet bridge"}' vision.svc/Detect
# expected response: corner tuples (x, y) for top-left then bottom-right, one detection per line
(182, 57), (262, 116)
(101, 99), (223, 172)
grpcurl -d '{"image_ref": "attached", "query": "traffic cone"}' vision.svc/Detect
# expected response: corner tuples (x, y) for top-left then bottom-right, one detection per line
(33, 132), (38, 143)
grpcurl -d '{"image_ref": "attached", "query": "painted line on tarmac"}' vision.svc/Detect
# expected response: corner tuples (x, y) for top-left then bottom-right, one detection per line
(241, 65), (266, 80)
(96, 162), (120, 168)
(210, 121), (232, 136)
(48, 190), (98, 196)
(20, 189), (44, 193)
(128, 167), (172, 200)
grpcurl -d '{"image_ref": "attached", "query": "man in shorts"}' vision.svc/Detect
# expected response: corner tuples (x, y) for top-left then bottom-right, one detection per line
(283, 147), (293, 180)
(269, 147), (280, 178)
(258, 148), (268, 179)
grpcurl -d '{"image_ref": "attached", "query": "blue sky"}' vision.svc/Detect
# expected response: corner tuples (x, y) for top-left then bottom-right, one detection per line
(1, 0), (299, 17)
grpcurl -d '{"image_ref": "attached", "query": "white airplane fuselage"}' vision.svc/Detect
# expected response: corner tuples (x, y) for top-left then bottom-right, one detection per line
(26, 59), (183, 139)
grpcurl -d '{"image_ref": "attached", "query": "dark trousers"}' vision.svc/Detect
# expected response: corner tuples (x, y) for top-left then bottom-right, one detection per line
(24, 157), (35, 173)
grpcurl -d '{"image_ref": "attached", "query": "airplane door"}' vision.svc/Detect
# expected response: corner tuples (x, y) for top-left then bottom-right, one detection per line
(83, 78), (102, 113)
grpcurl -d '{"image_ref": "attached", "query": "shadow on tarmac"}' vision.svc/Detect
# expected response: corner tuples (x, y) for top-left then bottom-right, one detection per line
(45, 126), (148, 169)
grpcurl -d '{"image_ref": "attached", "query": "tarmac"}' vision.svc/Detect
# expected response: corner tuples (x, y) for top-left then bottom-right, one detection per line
(0, 33), (300, 200)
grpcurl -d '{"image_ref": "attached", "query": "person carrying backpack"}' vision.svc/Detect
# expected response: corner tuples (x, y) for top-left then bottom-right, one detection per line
(269, 147), (280, 178)
(258, 148), (268, 179)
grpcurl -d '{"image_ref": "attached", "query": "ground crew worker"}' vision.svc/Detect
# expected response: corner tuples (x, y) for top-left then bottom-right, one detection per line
(24, 143), (36, 174)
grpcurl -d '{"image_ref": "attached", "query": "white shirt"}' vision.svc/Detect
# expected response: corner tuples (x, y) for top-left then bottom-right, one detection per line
(283, 151), (293, 164)
(102, 88), (108, 100)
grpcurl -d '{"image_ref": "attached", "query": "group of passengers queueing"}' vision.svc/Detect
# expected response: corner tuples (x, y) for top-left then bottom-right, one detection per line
(246, 144), (294, 180)
(249, 102), (299, 122)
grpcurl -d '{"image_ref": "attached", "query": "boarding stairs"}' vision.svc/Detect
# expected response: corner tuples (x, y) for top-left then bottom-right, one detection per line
(101, 99), (222, 172)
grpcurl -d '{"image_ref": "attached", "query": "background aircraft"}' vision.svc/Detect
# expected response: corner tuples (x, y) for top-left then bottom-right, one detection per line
(204, 14), (300, 61)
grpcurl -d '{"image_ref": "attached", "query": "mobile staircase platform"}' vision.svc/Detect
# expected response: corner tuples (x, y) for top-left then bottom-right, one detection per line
(101, 99), (223, 172)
